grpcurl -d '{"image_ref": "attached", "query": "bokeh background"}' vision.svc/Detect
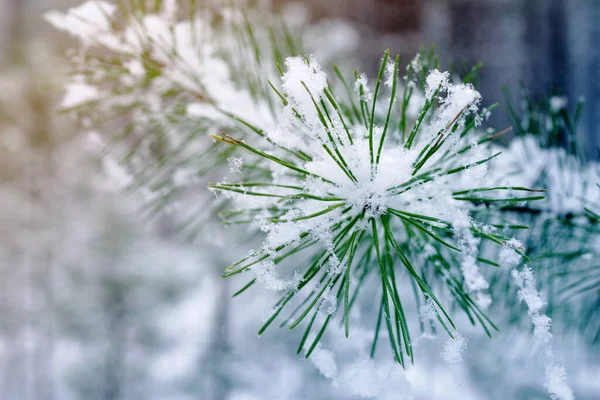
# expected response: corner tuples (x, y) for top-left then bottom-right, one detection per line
(0, 1), (599, 400)
(3, 0), (599, 154)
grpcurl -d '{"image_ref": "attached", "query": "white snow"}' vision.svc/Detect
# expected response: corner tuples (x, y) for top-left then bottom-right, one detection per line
(425, 69), (449, 100)
(251, 260), (301, 292)
(441, 333), (467, 364)
(512, 267), (574, 400)
(419, 297), (437, 323)
(61, 82), (101, 108)
(550, 96), (567, 113)
(281, 56), (328, 116)
(228, 157), (244, 174)
(44, 1), (116, 47)
(354, 73), (372, 101)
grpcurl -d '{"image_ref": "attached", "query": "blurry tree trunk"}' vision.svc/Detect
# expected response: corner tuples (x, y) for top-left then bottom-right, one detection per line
(587, 2), (600, 156)
(202, 277), (232, 400)
(548, 0), (568, 94)
(103, 299), (127, 400)
(26, 71), (58, 400)
(35, 249), (56, 400)
(22, 134), (37, 400)
(374, 0), (419, 33)
(39, 88), (57, 400)
(6, 0), (27, 64)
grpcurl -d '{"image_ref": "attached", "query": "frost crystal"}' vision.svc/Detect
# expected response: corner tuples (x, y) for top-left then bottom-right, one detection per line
(281, 56), (328, 119)
(251, 260), (300, 292)
(409, 53), (423, 74)
(500, 238), (524, 266)
(310, 345), (338, 380)
(384, 59), (397, 90)
(441, 333), (467, 364)
(419, 297), (437, 323)
(545, 363), (575, 400)
(354, 73), (372, 101)
(228, 157), (244, 174)
(512, 267), (547, 328)
(433, 81), (481, 132)
(321, 287), (339, 315)
(425, 69), (449, 99)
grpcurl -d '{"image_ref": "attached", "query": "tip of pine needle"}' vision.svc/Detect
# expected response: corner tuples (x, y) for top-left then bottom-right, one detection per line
(487, 127), (512, 140)
(210, 132), (239, 144)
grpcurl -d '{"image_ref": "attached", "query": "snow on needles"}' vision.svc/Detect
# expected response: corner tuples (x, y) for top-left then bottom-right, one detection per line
(46, 1), (282, 232)
(212, 52), (532, 368)
(46, 1), (276, 128)
(281, 56), (328, 118)
(512, 267), (574, 400)
(425, 69), (449, 100)
(45, 1), (116, 47)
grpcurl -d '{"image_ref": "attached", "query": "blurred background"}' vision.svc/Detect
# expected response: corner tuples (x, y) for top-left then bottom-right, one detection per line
(0, 1), (599, 400)
(2, 0), (599, 154)
(276, 0), (600, 157)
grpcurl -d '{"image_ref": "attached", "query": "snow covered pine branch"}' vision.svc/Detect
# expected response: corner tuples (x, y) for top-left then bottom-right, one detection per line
(44, 1), (291, 230)
(44, 2), (585, 398)
(210, 52), (546, 365)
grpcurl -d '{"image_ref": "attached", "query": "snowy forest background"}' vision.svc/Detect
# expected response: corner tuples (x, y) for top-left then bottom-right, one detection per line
(0, 0), (599, 399)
